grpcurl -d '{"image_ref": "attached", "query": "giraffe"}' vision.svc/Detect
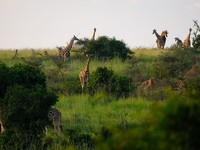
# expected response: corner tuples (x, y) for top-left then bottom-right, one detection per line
(60, 35), (79, 62)
(79, 54), (91, 93)
(183, 28), (192, 48)
(56, 46), (65, 58)
(153, 29), (168, 49)
(0, 116), (5, 133)
(48, 108), (62, 134)
(175, 37), (183, 49)
(91, 28), (97, 41)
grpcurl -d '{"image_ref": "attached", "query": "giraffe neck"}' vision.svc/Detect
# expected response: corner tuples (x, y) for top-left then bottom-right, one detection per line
(187, 30), (192, 40)
(64, 37), (75, 52)
(91, 29), (96, 40)
(85, 57), (90, 71)
(153, 30), (162, 41)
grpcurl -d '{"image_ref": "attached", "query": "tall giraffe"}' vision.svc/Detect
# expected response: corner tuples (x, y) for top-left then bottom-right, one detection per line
(79, 54), (91, 93)
(60, 35), (79, 62)
(48, 108), (62, 134)
(183, 28), (192, 48)
(153, 29), (168, 49)
(91, 28), (97, 41)
(175, 37), (183, 49)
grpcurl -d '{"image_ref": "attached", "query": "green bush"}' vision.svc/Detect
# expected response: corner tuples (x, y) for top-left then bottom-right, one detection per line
(9, 63), (46, 88)
(0, 63), (9, 98)
(76, 36), (133, 60)
(97, 94), (200, 150)
(61, 76), (82, 95)
(87, 67), (136, 98)
(0, 63), (58, 149)
(153, 49), (196, 79)
(155, 94), (200, 150)
(192, 20), (200, 50)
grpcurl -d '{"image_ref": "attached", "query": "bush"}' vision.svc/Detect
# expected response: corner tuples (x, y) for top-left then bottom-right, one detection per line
(87, 67), (136, 98)
(9, 63), (46, 88)
(153, 49), (196, 79)
(192, 20), (200, 50)
(0, 63), (58, 149)
(97, 94), (200, 150)
(76, 36), (133, 60)
(0, 63), (9, 98)
(155, 94), (200, 150)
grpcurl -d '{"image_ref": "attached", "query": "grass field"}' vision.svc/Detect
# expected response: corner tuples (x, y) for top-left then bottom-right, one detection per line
(1, 48), (199, 150)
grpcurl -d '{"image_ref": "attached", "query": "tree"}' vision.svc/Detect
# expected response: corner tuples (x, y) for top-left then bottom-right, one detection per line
(76, 36), (133, 60)
(0, 63), (58, 149)
(192, 20), (200, 50)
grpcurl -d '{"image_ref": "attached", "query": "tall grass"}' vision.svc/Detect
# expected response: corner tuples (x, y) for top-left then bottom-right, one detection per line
(55, 94), (153, 135)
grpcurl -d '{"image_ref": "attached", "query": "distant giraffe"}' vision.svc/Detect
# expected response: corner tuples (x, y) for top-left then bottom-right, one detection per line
(175, 37), (183, 49)
(183, 28), (192, 48)
(13, 49), (18, 59)
(60, 35), (79, 62)
(48, 108), (62, 134)
(91, 28), (97, 41)
(0, 115), (5, 133)
(56, 46), (65, 58)
(153, 29), (168, 49)
(79, 54), (91, 93)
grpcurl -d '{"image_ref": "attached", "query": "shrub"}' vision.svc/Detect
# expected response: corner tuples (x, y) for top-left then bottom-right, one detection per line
(155, 94), (200, 150)
(9, 63), (46, 88)
(153, 49), (196, 79)
(76, 36), (133, 60)
(0, 63), (58, 149)
(192, 20), (200, 50)
(87, 67), (136, 98)
(0, 63), (9, 98)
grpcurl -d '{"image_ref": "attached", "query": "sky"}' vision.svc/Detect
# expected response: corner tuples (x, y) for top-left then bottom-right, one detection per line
(0, 0), (200, 49)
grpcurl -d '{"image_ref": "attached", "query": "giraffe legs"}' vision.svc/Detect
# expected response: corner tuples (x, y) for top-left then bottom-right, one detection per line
(53, 120), (61, 134)
(0, 121), (5, 133)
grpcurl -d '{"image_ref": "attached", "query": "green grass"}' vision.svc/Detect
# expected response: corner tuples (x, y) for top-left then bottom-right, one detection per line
(0, 48), (166, 149)
(55, 94), (153, 135)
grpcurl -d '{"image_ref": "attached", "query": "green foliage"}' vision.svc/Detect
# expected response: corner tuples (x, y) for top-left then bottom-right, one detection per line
(153, 49), (196, 79)
(155, 94), (200, 150)
(9, 63), (46, 88)
(0, 63), (58, 149)
(192, 20), (200, 50)
(77, 36), (133, 60)
(42, 130), (70, 150)
(97, 94), (200, 150)
(0, 63), (9, 98)
(87, 67), (136, 98)
(62, 76), (82, 95)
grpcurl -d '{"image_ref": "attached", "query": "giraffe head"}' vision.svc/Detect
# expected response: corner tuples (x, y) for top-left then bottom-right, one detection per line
(94, 28), (96, 31)
(175, 37), (180, 42)
(152, 29), (157, 34)
(161, 30), (168, 37)
(73, 35), (79, 41)
(189, 28), (192, 33)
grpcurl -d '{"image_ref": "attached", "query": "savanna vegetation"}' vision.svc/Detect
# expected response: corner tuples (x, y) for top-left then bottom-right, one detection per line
(0, 21), (200, 150)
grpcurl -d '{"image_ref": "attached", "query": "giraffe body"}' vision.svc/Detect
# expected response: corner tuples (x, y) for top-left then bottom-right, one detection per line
(79, 54), (90, 93)
(183, 28), (192, 48)
(48, 108), (61, 134)
(175, 37), (183, 49)
(153, 29), (168, 49)
(61, 35), (79, 62)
